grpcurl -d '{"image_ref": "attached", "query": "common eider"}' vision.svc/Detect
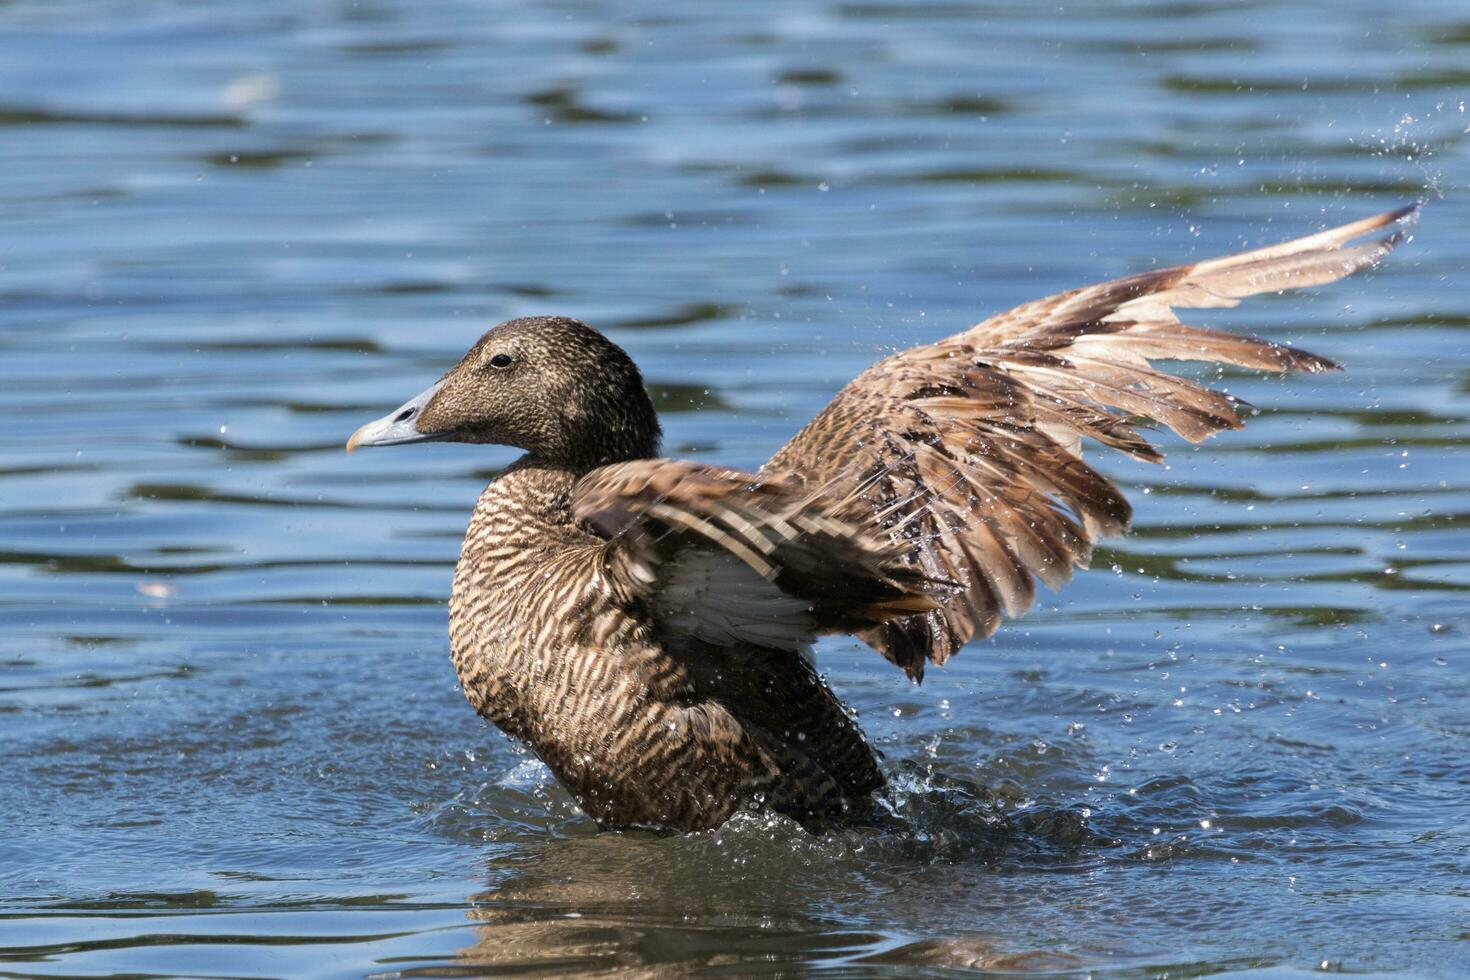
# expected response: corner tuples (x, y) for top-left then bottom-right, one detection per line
(348, 206), (1415, 832)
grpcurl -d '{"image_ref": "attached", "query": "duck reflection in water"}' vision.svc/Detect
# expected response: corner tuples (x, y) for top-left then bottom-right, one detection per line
(444, 793), (1104, 976)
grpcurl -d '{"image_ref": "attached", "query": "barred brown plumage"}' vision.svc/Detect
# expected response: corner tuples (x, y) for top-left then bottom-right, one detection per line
(347, 205), (1416, 832)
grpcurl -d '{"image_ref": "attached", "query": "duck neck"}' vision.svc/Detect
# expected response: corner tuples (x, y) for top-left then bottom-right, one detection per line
(538, 376), (663, 473)
(533, 423), (662, 475)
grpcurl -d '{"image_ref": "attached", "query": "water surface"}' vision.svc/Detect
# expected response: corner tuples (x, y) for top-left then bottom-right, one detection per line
(2, 0), (1467, 976)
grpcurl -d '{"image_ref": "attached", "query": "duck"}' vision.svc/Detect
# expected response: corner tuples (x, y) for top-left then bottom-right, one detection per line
(347, 205), (1415, 833)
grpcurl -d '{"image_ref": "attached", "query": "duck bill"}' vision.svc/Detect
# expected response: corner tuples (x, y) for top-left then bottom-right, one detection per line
(346, 380), (448, 452)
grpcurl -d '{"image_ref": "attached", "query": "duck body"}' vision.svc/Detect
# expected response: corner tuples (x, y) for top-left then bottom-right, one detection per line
(348, 206), (1416, 833)
(450, 459), (882, 830)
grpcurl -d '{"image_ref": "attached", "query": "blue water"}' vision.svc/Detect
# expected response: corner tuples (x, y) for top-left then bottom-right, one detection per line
(2, 1), (1467, 976)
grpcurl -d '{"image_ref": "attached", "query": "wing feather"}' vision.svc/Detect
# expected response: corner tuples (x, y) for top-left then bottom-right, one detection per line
(764, 204), (1417, 678)
(571, 459), (942, 651)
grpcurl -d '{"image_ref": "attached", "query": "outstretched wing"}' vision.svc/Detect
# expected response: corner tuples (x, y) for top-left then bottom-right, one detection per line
(570, 459), (940, 651)
(763, 204), (1418, 679)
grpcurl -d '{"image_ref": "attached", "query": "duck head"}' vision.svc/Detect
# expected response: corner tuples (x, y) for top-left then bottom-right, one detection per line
(347, 316), (661, 469)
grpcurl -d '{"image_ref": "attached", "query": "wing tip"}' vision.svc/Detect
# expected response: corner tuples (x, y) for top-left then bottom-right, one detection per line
(1362, 200), (1422, 252)
(1383, 200), (1423, 227)
(1352, 199), (1421, 232)
(1281, 347), (1342, 374)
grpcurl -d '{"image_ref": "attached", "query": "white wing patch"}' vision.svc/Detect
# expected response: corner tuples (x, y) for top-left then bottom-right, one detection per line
(654, 548), (817, 652)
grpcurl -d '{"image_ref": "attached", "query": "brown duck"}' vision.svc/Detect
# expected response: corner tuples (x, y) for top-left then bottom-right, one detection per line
(348, 206), (1415, 832)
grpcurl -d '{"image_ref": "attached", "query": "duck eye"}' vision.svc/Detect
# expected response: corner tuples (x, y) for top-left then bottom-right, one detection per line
(489, 353), (513, 369)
